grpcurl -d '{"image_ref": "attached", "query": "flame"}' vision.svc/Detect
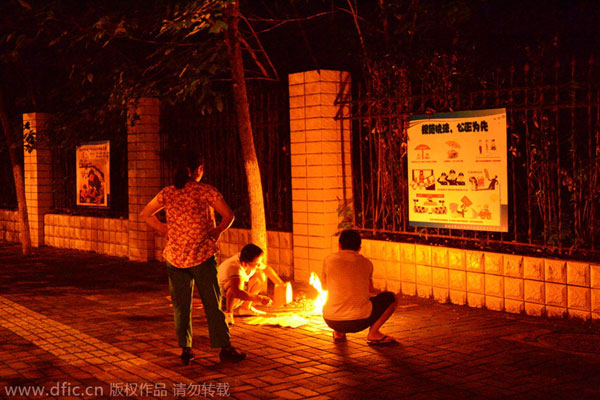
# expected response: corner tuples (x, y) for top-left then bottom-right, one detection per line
(286, 282), (293, 304)
(309, 272), (328, 315)
(273, 282), (293, 308)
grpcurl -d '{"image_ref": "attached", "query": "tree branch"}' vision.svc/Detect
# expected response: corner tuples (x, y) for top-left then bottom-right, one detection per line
(240, 13), (278, 80)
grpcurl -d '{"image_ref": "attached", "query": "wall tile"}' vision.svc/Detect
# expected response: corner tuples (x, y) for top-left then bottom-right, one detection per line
(382, 241), (400, 262)
(567, 262), (590, 287)
(484, 252), (503, 275)
(568, 286), (591, 311)
(524, 280), (545, 304)
(592, 289), (600, 313)
(415, 245), (431, 265)
(486, 296), (504, 311)
(416, 265), (432, 285)
(467, 272), (484, 294)
(402, 282), (416, 296)
(485, 275), (504, 297)
(504, 255), (523, 278)
(267, 231), (280, 248)
(401, 263), (416, 283)
(400, 243), (416, 263)
(467, 293), (485, 308)
(448, 248), (465, 270)
(432, 267), (449, 288)
(466, 251), (484, 272)
(386, 261), (401, 281)
(431, 246), (449, 268)
(505, 299), (524, 314)
(450, 290), (467, 305)
(591, 265), (600, 289)
(417, 284), (432, 299)
(371, 240), (386, 260)
(433, 287), (449, 303)
(505, 277), (524, 300)
(449, 270), (466, 291)
(545, 283), (567, 307)
(372, 259), (386, 279)
(387, 279), (401, 294)
(373, 277), (386, 291)
(545, 259), (567, 283)
(525, 303), (545, 317)
(568, 309), (591, 320)
(523, 257), (544, 281)
(546, 305), (567, 318)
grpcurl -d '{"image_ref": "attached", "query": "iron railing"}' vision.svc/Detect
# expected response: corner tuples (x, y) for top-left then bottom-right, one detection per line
(339, 58), (600, 260)
(160, 80), (292, 231)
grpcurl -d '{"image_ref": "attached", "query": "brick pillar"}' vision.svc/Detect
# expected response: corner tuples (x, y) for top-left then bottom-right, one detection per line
(288, 70), (352, 282)
(127, 98), (162, 261)
(23, 113), (52, 247)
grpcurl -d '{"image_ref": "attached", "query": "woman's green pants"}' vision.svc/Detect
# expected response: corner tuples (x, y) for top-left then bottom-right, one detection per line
(167, 257), (230, 349)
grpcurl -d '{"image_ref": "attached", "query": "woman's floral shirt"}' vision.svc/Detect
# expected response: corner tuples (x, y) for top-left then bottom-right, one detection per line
(157, 181), (223, 268)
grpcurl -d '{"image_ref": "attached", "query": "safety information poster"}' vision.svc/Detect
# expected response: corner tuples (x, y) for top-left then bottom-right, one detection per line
(407, 108), (508, 232)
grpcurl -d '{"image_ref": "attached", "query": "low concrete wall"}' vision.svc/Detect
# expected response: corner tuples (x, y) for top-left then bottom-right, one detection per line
(0, 210), (19, 242)
(44, 214), (129, 258)
(2, 205), (598, 321)
(346, 238), (600, 320)
(155, 228), (294, 280)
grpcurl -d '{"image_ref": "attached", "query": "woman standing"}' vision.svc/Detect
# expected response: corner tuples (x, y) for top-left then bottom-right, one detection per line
(140, 152), (246, 365)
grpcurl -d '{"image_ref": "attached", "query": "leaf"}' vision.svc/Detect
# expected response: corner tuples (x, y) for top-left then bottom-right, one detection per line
(209, 20), (227, 34)
(87, 73), (93, 83)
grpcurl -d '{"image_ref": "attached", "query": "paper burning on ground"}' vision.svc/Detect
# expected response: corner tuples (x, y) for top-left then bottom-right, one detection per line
(242, 272), (328, 328)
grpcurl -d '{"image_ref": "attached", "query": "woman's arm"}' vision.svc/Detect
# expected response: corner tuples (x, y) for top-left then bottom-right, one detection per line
(208, 198), (235, 241)
(139, 194), (168, 236)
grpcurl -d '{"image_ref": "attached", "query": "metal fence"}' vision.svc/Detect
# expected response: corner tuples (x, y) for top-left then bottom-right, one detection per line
(160, 80), (292, 231)
(0, 144), (18, 209)
(340, 58), (600, 260)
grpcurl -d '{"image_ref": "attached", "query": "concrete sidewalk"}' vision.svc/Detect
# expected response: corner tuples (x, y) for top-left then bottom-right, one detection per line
(1, 243), (600, 400)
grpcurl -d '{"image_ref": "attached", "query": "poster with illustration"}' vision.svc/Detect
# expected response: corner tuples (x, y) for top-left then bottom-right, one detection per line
(407, 108), (508, 232)
(76, 141), (110, 207)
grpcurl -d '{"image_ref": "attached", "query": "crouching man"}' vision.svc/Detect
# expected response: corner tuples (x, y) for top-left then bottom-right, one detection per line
(218, 244), (272, 325)
(322, 229), (398, 345)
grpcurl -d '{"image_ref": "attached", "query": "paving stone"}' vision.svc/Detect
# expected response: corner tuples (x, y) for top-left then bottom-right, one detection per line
(1, 244), (600, 399)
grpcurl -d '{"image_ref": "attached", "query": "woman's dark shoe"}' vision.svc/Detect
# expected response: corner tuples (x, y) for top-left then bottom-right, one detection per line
(219, 346), (246, 363)
(181, 347), (195, 365)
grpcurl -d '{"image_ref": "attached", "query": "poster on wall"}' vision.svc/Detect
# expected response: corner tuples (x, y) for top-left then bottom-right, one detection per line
(407, 108), (508, 232)
(76, 141), (110, 208)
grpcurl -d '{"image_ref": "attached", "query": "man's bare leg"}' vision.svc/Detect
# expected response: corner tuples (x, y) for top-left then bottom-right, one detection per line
(366, 298), (398, 342)
(239, 271), (267, 313)
(223, 281), (236, 325)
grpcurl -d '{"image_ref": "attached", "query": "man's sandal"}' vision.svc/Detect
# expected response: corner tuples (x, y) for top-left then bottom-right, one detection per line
(366, 335), (397, 346)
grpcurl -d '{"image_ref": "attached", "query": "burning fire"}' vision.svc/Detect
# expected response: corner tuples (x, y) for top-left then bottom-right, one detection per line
(242, 273), (328, 328)
(309, 272), (328, 315)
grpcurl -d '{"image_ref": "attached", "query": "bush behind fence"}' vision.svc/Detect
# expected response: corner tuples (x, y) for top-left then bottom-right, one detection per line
(343, 58), (600, 261)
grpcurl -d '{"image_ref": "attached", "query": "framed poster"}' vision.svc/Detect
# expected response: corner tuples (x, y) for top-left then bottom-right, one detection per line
(76, 141), (110, 207)
(407, 108), (508, 232)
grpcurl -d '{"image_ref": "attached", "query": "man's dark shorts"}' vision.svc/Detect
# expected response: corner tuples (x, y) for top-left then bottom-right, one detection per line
(323, 291), (396, 333)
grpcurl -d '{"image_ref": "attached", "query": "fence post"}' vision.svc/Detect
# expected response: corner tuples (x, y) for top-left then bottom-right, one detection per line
(22, 113), (52, 247)
(127, 98), (161, 261)
(288, 70), (352, 282)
